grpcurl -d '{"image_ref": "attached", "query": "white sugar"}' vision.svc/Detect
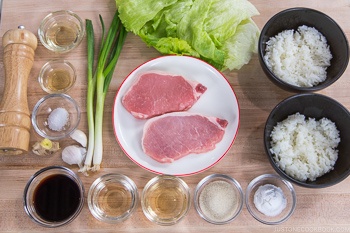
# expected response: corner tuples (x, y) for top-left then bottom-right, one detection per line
(199, 180), (238, 222)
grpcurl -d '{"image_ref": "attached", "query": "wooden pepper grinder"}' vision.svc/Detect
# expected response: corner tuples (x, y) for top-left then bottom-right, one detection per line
(0, 26), (37, 155)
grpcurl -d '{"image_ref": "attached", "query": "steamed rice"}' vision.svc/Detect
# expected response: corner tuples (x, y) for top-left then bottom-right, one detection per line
(264, 25), (332, 87)
(270, 113), (340, 182)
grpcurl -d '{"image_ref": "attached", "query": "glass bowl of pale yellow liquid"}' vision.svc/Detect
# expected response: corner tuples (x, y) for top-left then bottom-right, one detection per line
(38, 10), (85, 53)
(141, 175), (190, 225)
(38, 60), (76, 94)
(88, 174), (138, 224)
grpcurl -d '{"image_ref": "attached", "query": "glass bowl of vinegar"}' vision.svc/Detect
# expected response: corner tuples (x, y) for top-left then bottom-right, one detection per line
(141, 175), (190, 225)
(38, 60), (76, 94)
(38, 10), (85, 53)
(88, 173), (138, 223)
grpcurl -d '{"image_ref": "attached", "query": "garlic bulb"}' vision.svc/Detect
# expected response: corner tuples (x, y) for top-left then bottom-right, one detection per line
(62, 145), (86, 168)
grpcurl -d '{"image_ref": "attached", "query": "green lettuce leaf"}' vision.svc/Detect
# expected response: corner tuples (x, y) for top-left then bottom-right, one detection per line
(116, 0), (178, 33)
(223, 19), (260, 70)
(116, 0), (260, 71)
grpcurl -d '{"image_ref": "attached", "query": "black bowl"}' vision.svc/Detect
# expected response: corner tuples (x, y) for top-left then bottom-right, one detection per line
(258, 8), (349, 92)
(264, 93), (350, 188)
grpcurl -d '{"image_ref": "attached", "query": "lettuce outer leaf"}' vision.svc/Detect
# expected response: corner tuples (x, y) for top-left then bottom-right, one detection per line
(116, 0), (177, 33)
(116, 0), (260, 71)
(223, 19), (260, 70)
(205, 0), (259, 46)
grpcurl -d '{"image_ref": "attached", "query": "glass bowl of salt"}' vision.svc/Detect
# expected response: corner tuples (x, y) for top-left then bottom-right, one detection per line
(245, 174), (297, 225)
(194, 174), (243, 225)
(31, 94), (81, 140)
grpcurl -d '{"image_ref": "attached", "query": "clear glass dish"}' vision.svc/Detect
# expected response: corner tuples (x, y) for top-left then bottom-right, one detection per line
(194, 174), (243, 224)
(141, 175), (190, 225)
(245, 174), (297, 225)
(38, 60), (76, 94)
(88, 173), (138, 223)
(23, 166), (84, 227)
(31, 93), (80, 140)
(38, 10), (85, 53)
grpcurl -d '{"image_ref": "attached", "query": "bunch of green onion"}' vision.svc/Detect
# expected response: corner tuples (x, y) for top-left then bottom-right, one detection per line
(80, 11), (127, 174)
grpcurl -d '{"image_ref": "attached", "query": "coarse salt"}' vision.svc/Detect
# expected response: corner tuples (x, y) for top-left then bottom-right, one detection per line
(47, 107), (69, 131)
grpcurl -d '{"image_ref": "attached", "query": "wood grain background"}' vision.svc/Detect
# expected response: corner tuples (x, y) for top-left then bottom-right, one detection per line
(0, 0), (349, 232)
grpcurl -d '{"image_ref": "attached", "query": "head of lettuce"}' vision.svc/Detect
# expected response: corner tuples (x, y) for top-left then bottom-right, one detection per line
(116, 0), (260, 71)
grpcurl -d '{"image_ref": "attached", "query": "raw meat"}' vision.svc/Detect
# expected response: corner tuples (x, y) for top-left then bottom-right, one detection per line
(122, 72), (207, 119)
(142, 112), (228, 163)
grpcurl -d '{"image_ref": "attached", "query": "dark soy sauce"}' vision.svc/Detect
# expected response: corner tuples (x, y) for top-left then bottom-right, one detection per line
(33, 174), (81, 222)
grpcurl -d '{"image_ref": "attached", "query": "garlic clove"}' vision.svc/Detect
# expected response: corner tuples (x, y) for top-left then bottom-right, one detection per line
(62, 145), (86, 166)
(70, 129), (87, 148)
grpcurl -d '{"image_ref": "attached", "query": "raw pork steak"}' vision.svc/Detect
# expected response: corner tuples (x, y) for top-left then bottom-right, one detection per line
(122, 72), (207, 119)
(142, 112), (228, 163)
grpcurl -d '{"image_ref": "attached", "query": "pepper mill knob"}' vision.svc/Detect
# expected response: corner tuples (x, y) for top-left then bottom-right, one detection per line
(0, 26), (37, 155)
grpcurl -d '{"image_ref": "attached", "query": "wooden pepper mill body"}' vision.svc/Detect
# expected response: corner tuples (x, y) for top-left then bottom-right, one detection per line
(0, 27), (37, 155)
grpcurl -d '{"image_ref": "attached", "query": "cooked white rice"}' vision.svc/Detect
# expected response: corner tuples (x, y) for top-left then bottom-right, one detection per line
(270, 113), (340, 182)
(264, 25), (332, 87)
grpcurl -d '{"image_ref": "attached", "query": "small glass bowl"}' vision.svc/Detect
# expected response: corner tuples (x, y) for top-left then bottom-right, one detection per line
(23, 166), (84, 228)
(38, 10), (85, 53)
(38, 60), (76, 94)
(31, 94), (81, 140)
(88, 174), (138, 224)
(245, 174), (297, 225)
(141, 175), (190, 225)
(194, 174), (243, 224)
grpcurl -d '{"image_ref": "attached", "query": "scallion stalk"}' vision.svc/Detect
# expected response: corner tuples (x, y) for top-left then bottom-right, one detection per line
(80, 11), (127, 174)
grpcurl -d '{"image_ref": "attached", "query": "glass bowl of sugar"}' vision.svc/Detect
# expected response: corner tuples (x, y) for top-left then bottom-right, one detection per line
(245, 174), (297, 225)
(194, 174), (243, 224)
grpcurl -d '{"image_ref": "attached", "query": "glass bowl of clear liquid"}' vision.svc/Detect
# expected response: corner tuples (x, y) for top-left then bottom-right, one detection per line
(38, 10), (85, 53)
(88, 174), (138, 223)
(141, 175), (190, 225)
(38, 60), (76, 94)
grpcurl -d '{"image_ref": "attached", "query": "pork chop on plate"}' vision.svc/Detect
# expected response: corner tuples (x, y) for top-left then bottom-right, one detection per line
(142, 112), (228, 163)
(122, 72), (207, 119)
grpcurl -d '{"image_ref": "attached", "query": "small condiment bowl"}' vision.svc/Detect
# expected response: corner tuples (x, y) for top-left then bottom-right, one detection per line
(23, 166), (84, 227)
(245, 174), (296, 225)
(31, 93), (81, 140)
(88, 173), (138, 224)
(141, 175), (190, 225)
(258, 7), (349, 92)
(194, 174), (243, 225)
(38, 60), (76, 94)
(38, 10), (85, 53)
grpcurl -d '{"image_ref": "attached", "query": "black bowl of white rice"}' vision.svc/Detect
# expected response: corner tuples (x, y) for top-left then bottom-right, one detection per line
(264, 93), (350, 188)
(258, 8), (349, 92)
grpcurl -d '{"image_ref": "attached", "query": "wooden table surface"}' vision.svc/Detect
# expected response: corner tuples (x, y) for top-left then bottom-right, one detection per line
(0, 0), (349, 232)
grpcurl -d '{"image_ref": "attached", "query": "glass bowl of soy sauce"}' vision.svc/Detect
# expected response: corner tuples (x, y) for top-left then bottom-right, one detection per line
(23, 166), (84, 227)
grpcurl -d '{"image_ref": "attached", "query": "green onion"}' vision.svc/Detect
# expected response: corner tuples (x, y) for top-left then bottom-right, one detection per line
(80, 11), (127, 174)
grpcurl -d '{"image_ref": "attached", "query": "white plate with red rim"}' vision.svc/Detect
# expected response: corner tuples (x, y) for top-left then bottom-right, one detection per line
(113, 55), (240, 176)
